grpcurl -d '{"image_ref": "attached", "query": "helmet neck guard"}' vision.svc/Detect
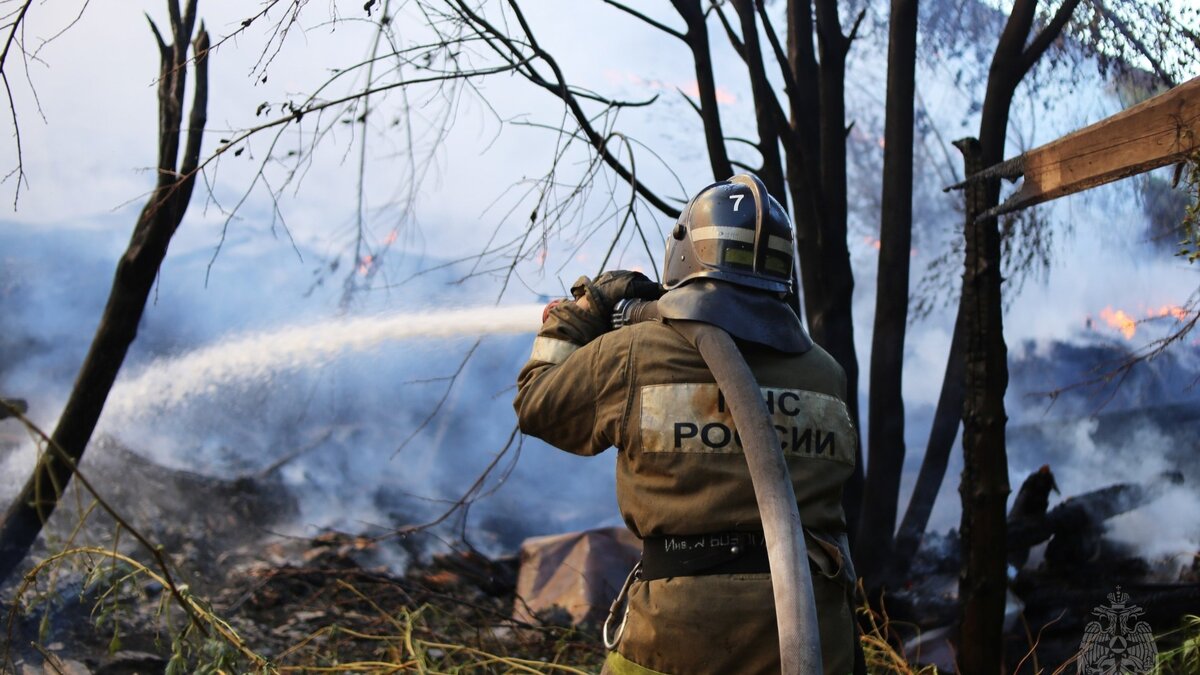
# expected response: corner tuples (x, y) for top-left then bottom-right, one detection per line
(657, 279), (813, 354)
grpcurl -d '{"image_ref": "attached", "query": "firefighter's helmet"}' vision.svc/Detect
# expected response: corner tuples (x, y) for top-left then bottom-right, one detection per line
(662, 174), (794, 294)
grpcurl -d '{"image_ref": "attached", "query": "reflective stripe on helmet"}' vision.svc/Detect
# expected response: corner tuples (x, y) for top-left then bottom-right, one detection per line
(691, 225), (754, 243)
(691, 227), (793, 254)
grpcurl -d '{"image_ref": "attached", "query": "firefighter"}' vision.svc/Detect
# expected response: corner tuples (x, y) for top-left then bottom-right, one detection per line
(514, 174), (858, 675)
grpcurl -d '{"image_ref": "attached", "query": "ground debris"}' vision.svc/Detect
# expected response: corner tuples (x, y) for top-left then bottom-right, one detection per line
(215, 531), (600, 667)
(4, 526), (603, 672)
(18, 656), (91, 675)
(93, 651), (167, 675)
(514, 528), (640, 628)
(1, 437), (602, 672)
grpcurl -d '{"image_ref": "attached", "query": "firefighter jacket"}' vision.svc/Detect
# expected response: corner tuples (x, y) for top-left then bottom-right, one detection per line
(515, 298), (858, 675)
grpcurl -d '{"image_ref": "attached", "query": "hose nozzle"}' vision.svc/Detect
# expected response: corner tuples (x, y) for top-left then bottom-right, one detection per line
(611, 299), (660, 329)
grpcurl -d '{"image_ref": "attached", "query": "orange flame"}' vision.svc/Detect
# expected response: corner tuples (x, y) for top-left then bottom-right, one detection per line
(862, 236), (882, 251)
(358, 254), (374, 276)
(383, 229), (399, 246)
(1148, 304), (1189, 321)
(1099, 307), (1137, 340)
(1095, 304), (1191, 340)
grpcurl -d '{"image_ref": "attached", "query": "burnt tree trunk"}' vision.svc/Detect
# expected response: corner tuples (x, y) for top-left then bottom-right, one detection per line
(0, 0), (209, 586)
(786, 0), (865, 538)
(888, 0), (1083, 590)
(955, 137), (1010, 675)
(956, 4), (1084, 670)
(892, 304), (965, 576)
(857, 0), (919, 584)
(672, 0), (733, 181)
(731, 0), (787, 201)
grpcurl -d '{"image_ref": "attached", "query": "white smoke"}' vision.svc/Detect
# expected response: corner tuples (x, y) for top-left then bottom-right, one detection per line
(80, 302), (614, 546)
(1028, 417), (1200, 571)
(0, 228), (619, 551)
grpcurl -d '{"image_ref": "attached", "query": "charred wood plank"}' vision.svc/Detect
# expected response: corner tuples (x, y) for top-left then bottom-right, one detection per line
(949, 75), (1200, 219)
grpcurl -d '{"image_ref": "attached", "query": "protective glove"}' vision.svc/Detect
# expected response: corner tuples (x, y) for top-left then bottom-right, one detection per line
(570, 270), (664, 319)
(541, 298), (567, 323)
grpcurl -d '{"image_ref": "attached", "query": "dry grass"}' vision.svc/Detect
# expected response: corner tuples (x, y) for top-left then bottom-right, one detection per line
(856, 585), (942, 675)
(1153, 614), (1200, 674)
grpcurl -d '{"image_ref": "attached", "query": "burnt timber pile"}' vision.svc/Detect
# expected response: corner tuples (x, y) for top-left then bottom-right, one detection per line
(890, 403), (1200, 669)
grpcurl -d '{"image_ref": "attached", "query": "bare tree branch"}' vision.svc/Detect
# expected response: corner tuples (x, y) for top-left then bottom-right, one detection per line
(1021, 0), (1084, 75)
(0, 69), (25, 206)
(731, 0), (785, 198)
(379, 425), (523, 540)
(393, 340), (481, 457)
(449, 0), (681, 217)
(673, 0), (733, 179)
(754, 0), (801, 112)
(0, 1), (34, 75)
(709, 0), (745, 57)
(1091, 0), (1177, 88)
(603, 0), (685, 41)
(0, 0), (35, 205)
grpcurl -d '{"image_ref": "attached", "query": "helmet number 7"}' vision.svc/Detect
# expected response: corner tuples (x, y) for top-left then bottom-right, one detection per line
(730, 194), (744, 211)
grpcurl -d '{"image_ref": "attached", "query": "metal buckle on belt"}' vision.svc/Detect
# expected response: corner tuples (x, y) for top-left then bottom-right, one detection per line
(603, 561), (640, 651)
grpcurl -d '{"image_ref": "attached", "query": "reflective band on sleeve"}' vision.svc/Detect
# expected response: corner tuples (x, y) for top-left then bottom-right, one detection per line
(529, 336), (580, 364)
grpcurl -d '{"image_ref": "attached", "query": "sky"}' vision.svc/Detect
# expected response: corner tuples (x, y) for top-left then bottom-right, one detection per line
(2, 0), (1199, 556)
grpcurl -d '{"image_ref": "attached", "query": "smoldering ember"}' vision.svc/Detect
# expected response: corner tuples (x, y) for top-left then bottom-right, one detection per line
(1, 1), (1200, 674)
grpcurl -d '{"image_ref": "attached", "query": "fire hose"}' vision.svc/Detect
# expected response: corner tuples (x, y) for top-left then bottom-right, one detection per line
(614, 299), (824, 675)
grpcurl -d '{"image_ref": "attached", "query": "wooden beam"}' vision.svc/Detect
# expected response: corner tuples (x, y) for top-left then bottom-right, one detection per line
(948, 75), (1200, 219)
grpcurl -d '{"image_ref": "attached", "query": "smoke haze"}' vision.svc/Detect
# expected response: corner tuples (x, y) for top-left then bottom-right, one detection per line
(0, 1), (1197, 569)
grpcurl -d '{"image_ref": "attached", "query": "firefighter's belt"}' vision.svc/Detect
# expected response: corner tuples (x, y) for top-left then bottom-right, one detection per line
(641, 531), (770, 580)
